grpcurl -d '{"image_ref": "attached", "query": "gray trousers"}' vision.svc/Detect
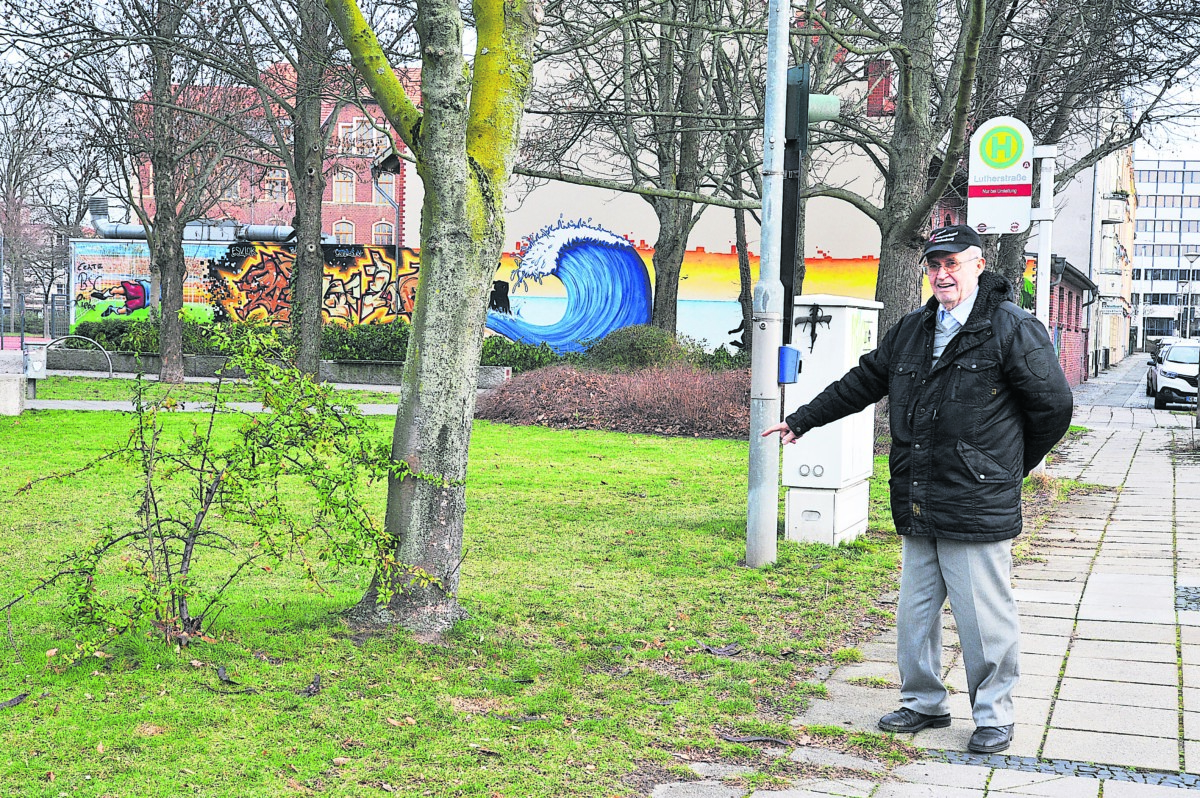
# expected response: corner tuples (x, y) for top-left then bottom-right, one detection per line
(897, 536), (1020, 727)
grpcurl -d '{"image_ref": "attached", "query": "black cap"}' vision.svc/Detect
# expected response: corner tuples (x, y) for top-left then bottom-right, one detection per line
(921, 225), (982, 261)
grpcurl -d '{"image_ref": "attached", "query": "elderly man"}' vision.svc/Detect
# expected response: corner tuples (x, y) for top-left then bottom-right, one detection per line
(764, 225), (1073, 753)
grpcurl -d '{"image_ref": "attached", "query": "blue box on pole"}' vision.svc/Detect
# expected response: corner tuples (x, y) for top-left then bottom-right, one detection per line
(778, 345), (803, 384)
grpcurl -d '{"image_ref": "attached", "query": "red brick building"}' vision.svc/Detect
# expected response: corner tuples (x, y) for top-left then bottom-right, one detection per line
(1049, 256), (1098, 387)
(138, 69), (416, 247)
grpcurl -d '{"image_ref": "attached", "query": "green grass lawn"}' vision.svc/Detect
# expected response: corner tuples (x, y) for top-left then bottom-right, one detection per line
(36, 375), (401, 405)
(0, 411), (907, 797)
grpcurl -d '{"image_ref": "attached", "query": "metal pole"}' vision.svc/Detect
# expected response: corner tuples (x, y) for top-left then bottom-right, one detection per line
(1032, 145), (1057, 331)
(746, 0), (789, 568)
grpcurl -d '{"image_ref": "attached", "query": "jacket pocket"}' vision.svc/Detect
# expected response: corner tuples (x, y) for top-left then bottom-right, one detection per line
(949, 352), (1001, 406)
(889, 361), (921, 438)
(956, 440), (1017, 483)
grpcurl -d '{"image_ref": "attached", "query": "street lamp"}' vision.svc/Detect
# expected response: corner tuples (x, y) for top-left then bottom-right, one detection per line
(1186, 252), (1200, 430)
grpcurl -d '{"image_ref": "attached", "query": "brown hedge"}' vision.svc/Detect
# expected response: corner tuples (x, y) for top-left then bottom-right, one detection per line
(475, 364), (751, 439)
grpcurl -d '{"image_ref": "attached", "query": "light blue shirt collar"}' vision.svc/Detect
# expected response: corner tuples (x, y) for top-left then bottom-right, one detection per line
(939, 288), (979, 328)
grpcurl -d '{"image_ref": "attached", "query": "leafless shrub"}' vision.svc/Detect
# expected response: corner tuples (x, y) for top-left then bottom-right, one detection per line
(476, 364), (750, 439)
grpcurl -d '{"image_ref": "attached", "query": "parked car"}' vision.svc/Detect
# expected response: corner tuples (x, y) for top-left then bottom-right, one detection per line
(1147, 341), (1200, 409)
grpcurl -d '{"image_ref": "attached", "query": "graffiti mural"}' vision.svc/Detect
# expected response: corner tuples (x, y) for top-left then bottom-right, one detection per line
(70, 240), (421, 327)
(208, 244), (419, 326)
(70, 240), (227, 324)
(485, 219), (653, 353)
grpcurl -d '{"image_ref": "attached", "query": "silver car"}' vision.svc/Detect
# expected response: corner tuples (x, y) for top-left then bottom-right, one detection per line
(1147, 341), (1200, 409)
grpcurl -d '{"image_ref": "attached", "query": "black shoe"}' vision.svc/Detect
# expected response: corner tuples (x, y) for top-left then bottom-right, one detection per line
(878, 707), (952, 733)
(968, 724), (1014, 753)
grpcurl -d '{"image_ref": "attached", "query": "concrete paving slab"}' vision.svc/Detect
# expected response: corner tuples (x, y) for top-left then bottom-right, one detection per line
(1012, 674), (1061, 699)
(1017, 602), (1079, 619)
(1013, 580), (1087, 595)
(787, 747), (884, 773)
(1187, 739), (1200, 773)
(746, 790), (856, 798)
(1184, 710), (1200, 741)
(1056, 678), (1179, 710)
(890, 762), (989, 788)
(1019, 616), (1077, 636)
(1178, 611), (1200, 627)
(985, 770), (1100, 798)
(1013, 589), (1078, 606)
(1007, 723), (1045, 758)
(1103, 782), (1200, 798)
(688, 763), (756, 779)
(871, 783), (984, 798)
(651, 783), (746, 798)
(1069, 640), (1177, 663)
(1020, 634), (1070, 657)
(777, 778), (876, 797)
(1049, 699), (1178, 738)
(1075, 605), (1177, 624)
(1065, 655), (1178, 684)
(1075, 621), (1176, 643)
(1041, 728), (1179, 771)
(1022, 652), (1068, 677)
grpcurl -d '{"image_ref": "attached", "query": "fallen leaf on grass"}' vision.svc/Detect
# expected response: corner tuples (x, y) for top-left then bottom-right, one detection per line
(189, 659), (205, 668)
(97, 742), (104, 754)
(42, 772), (54, 782)
(0, 693), (29, 710)
(45, 649), (57, 659)
(137, 724), (166, 736)
(331, 757), (351, 766)
(286, 778), (312, 794)
(385, 718), (404, 727)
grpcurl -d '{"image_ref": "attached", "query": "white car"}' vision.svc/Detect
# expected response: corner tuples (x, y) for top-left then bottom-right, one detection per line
(1147, 341), (1200, 409)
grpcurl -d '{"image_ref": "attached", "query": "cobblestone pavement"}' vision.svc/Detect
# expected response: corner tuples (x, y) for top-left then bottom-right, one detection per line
(651, 354), (1200, 796)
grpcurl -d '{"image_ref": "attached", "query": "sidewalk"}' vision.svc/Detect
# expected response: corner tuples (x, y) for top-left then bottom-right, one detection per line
(651, 355), (1200, 796)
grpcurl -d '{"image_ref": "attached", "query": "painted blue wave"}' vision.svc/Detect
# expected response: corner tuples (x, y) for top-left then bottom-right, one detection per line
(486, 223), (652, 353)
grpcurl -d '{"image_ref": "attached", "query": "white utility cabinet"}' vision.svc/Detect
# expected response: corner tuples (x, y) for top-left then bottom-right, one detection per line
(783, 294), (883, 545)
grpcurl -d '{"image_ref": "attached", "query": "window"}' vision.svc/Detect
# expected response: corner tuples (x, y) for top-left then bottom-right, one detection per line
(337, 116), (388, 155)
(333, 221), (355, 244)
(372, 221), (394, 246)
(221, 180), (241, 200)
(374, 172), (395, 204)
(332, 170), (356, 204)
(1132, 293), (1140, 305)
(865, 59), (895, 118)
(263, 169), (288, 200)
(1133, 269), (1142, 280)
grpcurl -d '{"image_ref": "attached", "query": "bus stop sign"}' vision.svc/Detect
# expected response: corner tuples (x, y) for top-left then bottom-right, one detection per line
(967, 117), (1034, 234)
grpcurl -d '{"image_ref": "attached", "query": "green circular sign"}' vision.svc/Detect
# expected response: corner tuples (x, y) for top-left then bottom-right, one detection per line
(979, 126), (1024, 169)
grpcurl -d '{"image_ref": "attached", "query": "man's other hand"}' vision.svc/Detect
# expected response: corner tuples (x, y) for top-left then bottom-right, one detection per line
(761, 422), (800, 444)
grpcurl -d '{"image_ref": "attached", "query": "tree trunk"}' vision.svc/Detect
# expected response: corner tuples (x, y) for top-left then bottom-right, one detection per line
(997, 229), (1033, 303)
(330, 0), (540, 635)
(649, 197), (693, 334)
(734, 205), (753, 353)
(156, 217), (187, 383)
(292, 0), (330, 377)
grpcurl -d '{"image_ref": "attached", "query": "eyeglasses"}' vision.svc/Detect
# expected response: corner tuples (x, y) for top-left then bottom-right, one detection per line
(926, 256), (979, 275)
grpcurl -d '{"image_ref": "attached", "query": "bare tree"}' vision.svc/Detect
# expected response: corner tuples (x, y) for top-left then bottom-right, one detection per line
(0, 90), (59, 329)
(970, 0), (1200, 292)
(527, 0), (753, 333)
(4, 0), (257, 381)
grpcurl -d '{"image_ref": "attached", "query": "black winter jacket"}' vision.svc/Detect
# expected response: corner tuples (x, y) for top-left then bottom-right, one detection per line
(784, 271), (1073, 542)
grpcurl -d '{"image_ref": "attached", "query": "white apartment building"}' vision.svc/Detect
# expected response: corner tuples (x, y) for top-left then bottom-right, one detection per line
(1131, 159), (1200, 347)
